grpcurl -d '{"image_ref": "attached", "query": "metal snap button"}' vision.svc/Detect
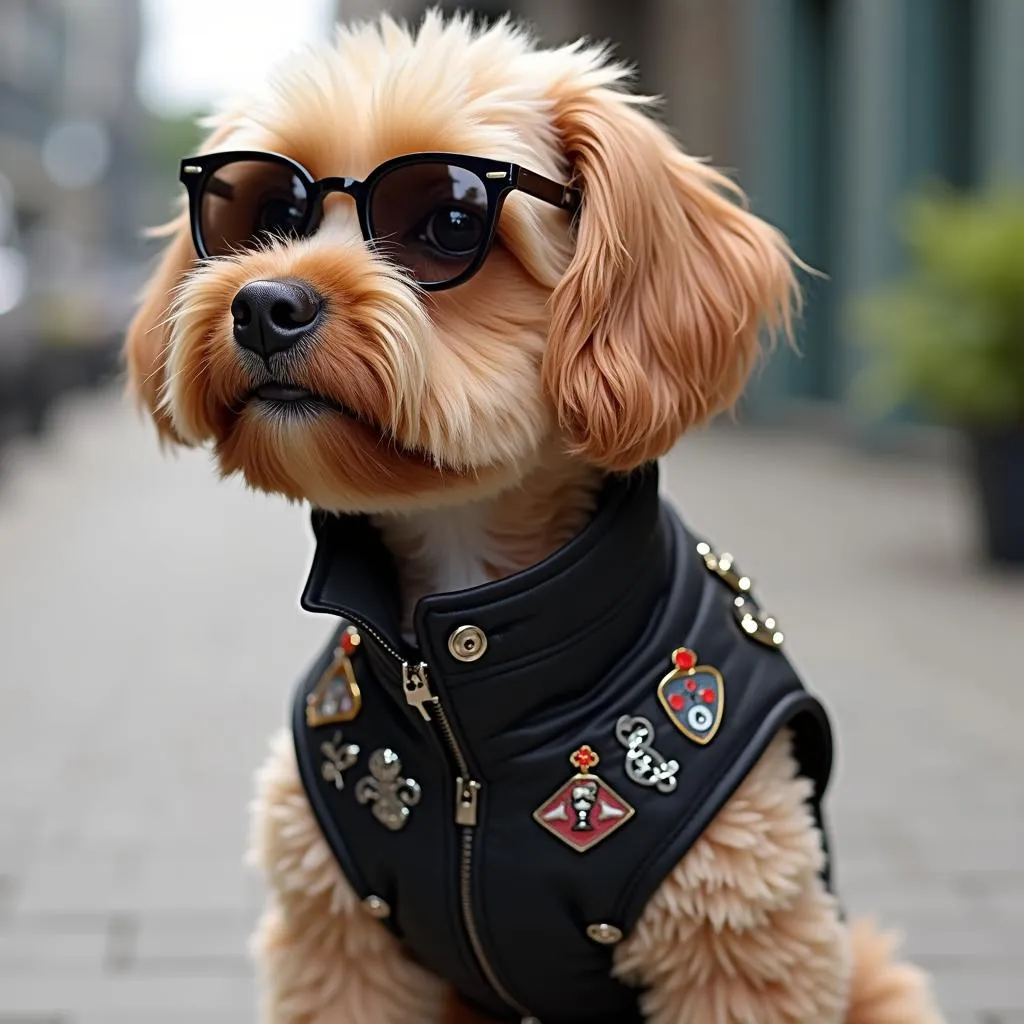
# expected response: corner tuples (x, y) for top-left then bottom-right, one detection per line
(362, 894), (391, 919)
(448, 624), (487, 662)
(586, 922), (623, 945)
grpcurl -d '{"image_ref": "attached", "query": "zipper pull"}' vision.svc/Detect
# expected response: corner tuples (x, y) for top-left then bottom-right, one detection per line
(402, 661), (437, 721)
(455, 777), (481, 826)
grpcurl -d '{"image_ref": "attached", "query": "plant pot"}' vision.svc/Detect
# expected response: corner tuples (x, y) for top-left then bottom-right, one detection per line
(967, 425), (1024, 565)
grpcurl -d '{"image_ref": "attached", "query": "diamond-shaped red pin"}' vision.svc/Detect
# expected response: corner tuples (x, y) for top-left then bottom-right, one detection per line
(533, 745), (635, 852)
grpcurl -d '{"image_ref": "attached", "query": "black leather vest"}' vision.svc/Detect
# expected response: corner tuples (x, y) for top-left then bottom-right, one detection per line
(291, 465), (833, 1024)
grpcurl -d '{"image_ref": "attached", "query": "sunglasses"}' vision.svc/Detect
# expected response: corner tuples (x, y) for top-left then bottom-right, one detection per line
(179, 150), (580, 291)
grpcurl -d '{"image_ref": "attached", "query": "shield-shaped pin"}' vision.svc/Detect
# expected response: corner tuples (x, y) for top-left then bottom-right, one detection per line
(306, 626), (363, 727)
(656, 647), (724, 745)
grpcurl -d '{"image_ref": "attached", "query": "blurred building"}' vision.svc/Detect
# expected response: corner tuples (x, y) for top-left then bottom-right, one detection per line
(338, 0), (1024, 431)
(0, 0), (144, 357)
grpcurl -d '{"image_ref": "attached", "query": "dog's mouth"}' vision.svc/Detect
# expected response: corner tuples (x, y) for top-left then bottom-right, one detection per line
(254, 383), (315, 403)
(243, 383), (363, 422)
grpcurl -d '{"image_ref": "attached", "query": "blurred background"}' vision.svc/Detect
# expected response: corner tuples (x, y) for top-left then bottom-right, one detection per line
(0, 2), (1022, 1022)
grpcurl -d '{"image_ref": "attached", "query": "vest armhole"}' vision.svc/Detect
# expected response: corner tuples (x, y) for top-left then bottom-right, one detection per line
(615, 691), (834, 931)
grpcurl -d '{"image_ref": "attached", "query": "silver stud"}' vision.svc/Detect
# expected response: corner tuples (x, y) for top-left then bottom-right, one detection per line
(182, 164), (202, 174)
(362, 894), (391, 919)
(448, 624), (488, 663)
(586, 922), (623, 945)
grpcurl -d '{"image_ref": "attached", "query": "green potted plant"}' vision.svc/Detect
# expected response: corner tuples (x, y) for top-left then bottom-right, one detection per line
(856, 185), (1024, 565)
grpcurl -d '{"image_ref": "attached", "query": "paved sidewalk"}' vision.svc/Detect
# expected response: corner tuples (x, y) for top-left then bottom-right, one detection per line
(0, 389), (1021, 1023)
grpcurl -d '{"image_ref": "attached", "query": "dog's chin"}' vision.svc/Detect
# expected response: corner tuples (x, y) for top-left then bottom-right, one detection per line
(213, 392), (526, 514)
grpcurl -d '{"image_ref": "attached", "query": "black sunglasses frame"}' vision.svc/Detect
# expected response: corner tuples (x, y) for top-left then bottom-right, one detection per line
(179, 150), (581, 291)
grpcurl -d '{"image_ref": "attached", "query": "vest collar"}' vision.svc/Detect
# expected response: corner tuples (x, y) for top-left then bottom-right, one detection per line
(301, 463), (673, 696)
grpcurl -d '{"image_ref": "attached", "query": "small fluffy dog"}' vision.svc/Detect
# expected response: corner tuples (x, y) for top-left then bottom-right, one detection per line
(126, 13), (944, 1024)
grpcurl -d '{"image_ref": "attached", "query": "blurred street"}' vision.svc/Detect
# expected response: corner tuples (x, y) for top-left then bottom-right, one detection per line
(0, 387), (1020, 1023)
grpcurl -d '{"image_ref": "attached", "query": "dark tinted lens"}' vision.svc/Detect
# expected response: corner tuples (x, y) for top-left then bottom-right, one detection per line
(368, 162), (489, 284)
(198, 159), (310, 257)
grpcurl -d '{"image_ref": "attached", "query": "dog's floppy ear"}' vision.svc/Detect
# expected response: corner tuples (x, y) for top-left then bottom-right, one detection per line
(542, 71), (798, 471)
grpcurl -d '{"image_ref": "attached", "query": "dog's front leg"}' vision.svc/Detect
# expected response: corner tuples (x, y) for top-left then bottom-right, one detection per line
(614, 731), (942, 1024)
(250, 730), (448, 1024)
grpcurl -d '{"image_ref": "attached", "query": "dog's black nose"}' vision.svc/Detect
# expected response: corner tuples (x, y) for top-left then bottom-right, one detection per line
(231, 279), (322, 358)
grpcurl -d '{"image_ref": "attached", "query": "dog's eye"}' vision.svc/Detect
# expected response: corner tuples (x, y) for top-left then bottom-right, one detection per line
(417, 206), (484, 257)
(256, 196), (306, 238)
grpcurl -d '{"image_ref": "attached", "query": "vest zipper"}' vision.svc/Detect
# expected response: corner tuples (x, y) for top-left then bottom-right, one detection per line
(402, 661), (535, 1021)
(333, 616), (534, 1019)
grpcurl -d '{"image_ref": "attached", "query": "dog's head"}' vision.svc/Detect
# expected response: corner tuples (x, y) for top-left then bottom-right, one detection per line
(126, 13), (796, 514)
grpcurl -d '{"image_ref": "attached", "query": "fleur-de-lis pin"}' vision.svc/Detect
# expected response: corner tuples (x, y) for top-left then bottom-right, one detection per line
(320, 732), (359, 790)
(307, 625), (363, 727)
(354, 748), (422, 831)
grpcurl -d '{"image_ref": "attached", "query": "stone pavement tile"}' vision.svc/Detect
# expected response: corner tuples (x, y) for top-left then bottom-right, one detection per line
(899, 913), (1019, 960)
(13, 853), (144, 917)
(0, 974), (255, 1018)
(0, 1016), (65, 1024)
(0, 809), (36, 907)
(956, 873), (1024, 922)
(128, 911), (254, 974)
(131, 855), (264, 915)
(0, 916), (107, 975)
(75, 1016), (253, 1024)
(14, 851), (262, 917)
(927, 962), (1024, 1015)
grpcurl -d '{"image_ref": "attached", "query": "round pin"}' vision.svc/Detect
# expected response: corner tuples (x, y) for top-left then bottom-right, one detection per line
(586, 922), (624, 945)
(448, 624), (488, 662)
(362, 895), (391, 919)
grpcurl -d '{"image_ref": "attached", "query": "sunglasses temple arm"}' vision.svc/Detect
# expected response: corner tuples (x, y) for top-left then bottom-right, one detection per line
(515, 167), (581, 213)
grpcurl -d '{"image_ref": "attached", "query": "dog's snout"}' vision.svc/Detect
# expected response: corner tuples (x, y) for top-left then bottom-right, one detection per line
(231, 279), (322, 358)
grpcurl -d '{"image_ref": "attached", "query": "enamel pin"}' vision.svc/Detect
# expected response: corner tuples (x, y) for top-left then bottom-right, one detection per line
(657, 647), (724, 745)
(533, 745), (634, 852)
(306, 625), (363, 727)
(355, 748), (422, 831)
(614, 715), (680, 793)
(320, 731), (359, 790)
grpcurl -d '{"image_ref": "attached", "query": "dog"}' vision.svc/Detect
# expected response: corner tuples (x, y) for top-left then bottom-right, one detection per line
(126, 12), (944, 1024)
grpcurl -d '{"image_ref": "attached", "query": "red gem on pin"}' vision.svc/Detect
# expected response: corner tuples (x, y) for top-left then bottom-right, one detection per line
(571, 745), (598, 772)
(700, 689), (714, 703)
(340, 628), (360, 656)
(673, 648), (696, 671)
(669, 693), (685, 710)
(685, 679), (697, 693)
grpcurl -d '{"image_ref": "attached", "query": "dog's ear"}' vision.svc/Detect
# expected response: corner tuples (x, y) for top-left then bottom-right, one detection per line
(124, 222), (194, 444)
(542, 74), (798, 471)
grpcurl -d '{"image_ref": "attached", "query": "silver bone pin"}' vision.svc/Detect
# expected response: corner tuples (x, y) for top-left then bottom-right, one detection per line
(355, 748), (422, 831)
(615, 715), (680, 794)
(320, 732), (360, 790)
